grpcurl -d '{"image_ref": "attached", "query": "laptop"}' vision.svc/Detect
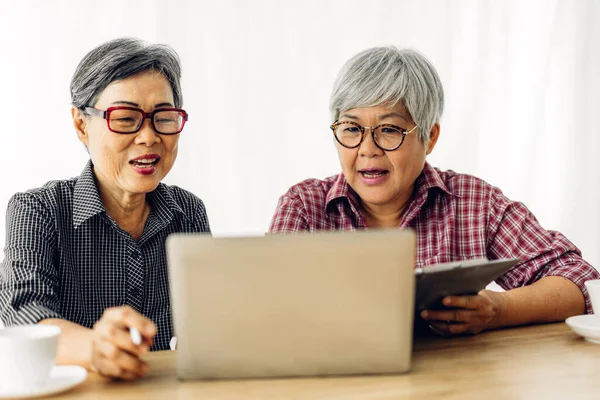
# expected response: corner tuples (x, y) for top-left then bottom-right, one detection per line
(166, 229), (416, 380)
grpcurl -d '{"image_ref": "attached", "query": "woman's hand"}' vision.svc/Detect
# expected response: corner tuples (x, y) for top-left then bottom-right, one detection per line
(90, 305), (157, 380)
(420, 290), (506, 335)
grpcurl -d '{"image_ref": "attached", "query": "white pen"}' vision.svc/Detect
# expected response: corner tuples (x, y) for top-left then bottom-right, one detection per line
(129, 327), (142, 346)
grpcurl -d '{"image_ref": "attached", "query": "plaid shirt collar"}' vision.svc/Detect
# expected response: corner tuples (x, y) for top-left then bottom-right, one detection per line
(325, 162), (458, 213)
(73, 160), (186, 229)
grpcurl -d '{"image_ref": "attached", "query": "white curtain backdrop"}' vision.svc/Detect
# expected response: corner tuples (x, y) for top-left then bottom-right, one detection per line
(1, 0), (598, 271)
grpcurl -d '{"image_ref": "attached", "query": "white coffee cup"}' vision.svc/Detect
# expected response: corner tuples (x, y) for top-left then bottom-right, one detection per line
(584, 279), (600, 315)
(0, 325), (61, 391)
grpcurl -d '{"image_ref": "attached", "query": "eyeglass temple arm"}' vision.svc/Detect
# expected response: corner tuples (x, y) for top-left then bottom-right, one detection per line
(406, 125), (418, 134)
(83, 107), (105, 118)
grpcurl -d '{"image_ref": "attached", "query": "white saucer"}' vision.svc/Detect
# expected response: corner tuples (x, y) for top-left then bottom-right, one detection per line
(0, 365), (87, 399)
(565, 314), (600, 344)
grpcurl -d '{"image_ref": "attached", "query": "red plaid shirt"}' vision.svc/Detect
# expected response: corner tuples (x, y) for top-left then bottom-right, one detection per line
(269, 162), (599, 313)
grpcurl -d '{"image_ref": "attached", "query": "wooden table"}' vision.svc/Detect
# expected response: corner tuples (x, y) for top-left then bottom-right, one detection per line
(53, 322), (600, 399)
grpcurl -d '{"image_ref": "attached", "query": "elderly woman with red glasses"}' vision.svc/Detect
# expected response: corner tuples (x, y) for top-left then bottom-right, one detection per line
(0, 38), (210, 380)
(270, 46), (598, 335)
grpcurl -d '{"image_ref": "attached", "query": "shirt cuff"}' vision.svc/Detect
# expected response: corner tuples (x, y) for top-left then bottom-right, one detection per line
(2, 303), (63, 326)
(546, 267), (599, 315)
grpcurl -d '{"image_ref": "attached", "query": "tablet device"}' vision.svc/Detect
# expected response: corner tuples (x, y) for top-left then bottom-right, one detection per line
(414, 258), (520, 312)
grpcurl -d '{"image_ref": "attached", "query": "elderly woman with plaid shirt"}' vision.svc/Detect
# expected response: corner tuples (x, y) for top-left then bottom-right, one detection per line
(269, 46), (598, 335)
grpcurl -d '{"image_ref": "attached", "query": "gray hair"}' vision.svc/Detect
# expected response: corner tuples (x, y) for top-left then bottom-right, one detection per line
(70, 37), (183, 109)
(329, 47), (444, 143)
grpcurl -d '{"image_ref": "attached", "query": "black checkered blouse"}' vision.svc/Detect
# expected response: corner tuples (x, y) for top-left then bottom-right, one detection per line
(0, 161), (211, 350)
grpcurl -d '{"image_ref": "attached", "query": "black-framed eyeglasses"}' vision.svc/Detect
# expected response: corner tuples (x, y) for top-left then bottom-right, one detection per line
(84, 106), (188, 135)
(330, 121), (418, 151)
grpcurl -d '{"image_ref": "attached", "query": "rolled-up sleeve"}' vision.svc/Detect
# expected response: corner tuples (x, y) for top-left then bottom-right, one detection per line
(0, 193), (63, 325)
(487, 188), (599, 314)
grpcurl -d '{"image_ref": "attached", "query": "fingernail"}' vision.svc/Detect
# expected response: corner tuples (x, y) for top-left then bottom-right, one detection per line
(443, 297), (451, 305)
(421, 311), (428, 319)
(144, 324), (155, 335)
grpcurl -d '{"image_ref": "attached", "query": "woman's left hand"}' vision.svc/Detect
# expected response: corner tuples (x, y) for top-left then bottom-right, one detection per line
(420, 290), (506, 335)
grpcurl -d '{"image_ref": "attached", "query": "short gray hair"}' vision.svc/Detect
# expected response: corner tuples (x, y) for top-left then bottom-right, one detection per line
(329, 47), (444, 143)
(70, 37), (183, 109)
